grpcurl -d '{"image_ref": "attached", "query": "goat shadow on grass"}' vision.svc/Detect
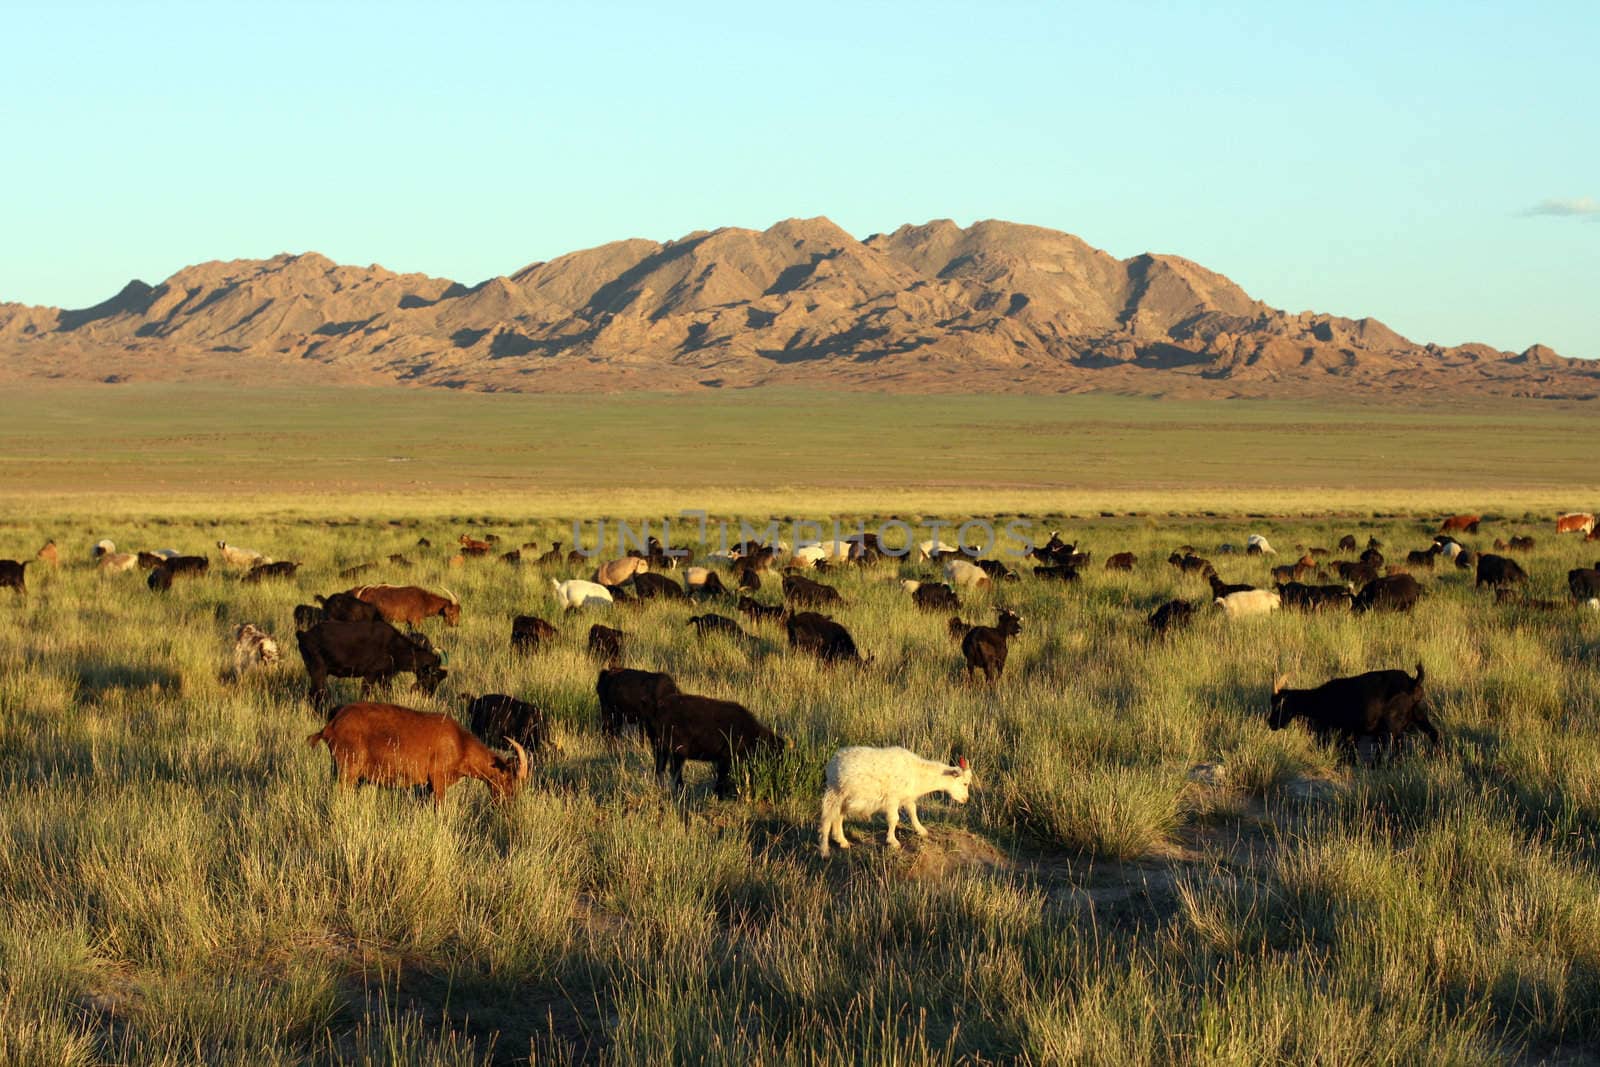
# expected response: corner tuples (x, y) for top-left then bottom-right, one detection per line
(534, 750), (655, 802)
(74, 663), (184, 703)
(365, 964), (610, 1065)
(16, 733), (291, 792)
(1192, 680), (1270, 721)
(1445, 723), (1501, 762)
(742, 810), (823, 867)
(747, 809), (1003, 881)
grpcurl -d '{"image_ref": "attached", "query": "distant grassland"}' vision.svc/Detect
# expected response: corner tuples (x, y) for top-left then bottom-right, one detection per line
(0, 385), (1595, 518)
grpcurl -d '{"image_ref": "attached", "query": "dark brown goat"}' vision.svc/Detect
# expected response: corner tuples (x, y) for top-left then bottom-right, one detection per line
(511, 615), (558, 653)
(961, 608), (1023, 681)
(649, 692), (784, 798)
(0, 559), (28, 594)
(587, 624), (626, 666)
(782, 574), (842, 607)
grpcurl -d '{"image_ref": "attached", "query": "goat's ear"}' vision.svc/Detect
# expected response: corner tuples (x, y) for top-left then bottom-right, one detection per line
(944, 767), (963, 777)
(1272, 673), (1288, 694)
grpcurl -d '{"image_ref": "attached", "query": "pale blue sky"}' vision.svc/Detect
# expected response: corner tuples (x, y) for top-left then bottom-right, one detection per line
(4, 1), (1596, 357)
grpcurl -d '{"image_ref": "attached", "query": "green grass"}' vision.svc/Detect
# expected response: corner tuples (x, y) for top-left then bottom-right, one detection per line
(3, 507), (1600, 1063)
(0, 386), (1596, 516)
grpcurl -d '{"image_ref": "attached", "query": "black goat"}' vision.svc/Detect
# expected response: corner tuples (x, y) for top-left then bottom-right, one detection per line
(1147, 598), (1196, 636)
(1352, 574), (1422, 614)
(1269, 663), (1439, 756)
(910, 582), (961, 612)
(786, 611), (867, 665)
(1475, 554), (1528, 589)
(465, 693), (549, 754)
(1277, 582), (1353, 612)
(596, 667), (678, 739)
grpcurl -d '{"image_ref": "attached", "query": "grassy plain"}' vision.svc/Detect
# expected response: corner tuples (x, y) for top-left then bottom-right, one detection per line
(2, 388), (1599, 1064)
(3, 509), (1600, 1064)
(0, 385), (1596, 516)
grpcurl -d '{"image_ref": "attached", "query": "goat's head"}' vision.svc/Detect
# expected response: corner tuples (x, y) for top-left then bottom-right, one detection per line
(943, 755), (973, 803)
(486, 738), (530, 802)
(440, 594), (462, 626)
(1267, 673), (1293, 730)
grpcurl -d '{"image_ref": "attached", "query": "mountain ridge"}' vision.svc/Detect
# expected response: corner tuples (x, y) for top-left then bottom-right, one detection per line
(3, 218), (1594, 399)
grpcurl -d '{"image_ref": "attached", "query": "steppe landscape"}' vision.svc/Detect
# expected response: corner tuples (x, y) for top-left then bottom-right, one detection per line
(6, 3), (1599, 1063)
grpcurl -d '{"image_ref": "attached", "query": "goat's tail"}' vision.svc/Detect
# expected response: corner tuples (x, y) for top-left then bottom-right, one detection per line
(306, 726), (329, 749)
(1414, 661), (1426, 688)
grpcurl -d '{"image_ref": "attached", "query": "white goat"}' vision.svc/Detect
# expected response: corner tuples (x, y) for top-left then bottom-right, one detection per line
(1214, 588), (1281, 618)
(92, 539), (116, 559)
(1246, 534), (1276, 556)
(217, 541), (266, 568)
(551, 578), (614, 611)
(816, 540), (855, 562)
(98, 552), (138, 574)
(819, 746), (973, 856)
(916, 539), (959, 562)
(593, 557), (647, 586)
(231, 623), (280, 674)
(791, 543), (827, 568)
(943, 558), (990, 590)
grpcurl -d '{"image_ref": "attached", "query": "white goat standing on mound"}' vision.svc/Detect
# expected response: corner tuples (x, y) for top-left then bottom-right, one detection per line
(819, 746), (972, 857)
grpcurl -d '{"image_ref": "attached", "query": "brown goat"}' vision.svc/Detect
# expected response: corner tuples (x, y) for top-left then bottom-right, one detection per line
(1271, 555), (1316, 583)
(307, 702), (528, 808)
(352, 584), (461, 627)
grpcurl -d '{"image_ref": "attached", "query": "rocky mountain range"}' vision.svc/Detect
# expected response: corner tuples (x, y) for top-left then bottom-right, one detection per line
(2, 217), (1593, 399)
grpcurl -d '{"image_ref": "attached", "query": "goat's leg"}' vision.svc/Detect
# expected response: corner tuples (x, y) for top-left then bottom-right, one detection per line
(885, 806), (902, 849)
(905, 800), (928, 837)
(819, 790), (848, 855)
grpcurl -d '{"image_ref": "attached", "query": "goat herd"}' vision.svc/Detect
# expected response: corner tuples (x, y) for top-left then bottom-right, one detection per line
(6, 509), (1599, 855)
